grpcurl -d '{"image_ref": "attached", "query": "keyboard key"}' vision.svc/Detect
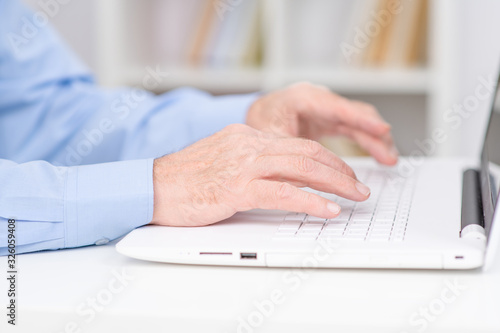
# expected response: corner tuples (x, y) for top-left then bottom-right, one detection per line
(354, 207), (376, 214)
(371, 224), (393, 231)
(392, 229), (405, 236)
(279, 221), (302, 230)
(319, 233), (343, 240)
(349, 220), (371, 225)
(372, 219), (393, 224)
(324, 223), (346, 230)
(369, 236), (390, 242)
(272, 233), (296, 240)
(371, 230), (392, 236)
(346, 227), (368, 233)
(375, 213), (395, 221)
(337, 199), (355, 208)
(295, 232), (318, 240)
(306, 215), (327, 222)
(346, 223), (370, 230)
(351, 213), (373, 221)
(343, 234), (366, 240)
(323, 231), (345, 238)
(332, 211), (352, 221)
(300, 223), (324, 231)
(276, 228), (297, 235)
(284, 213), (306, 221)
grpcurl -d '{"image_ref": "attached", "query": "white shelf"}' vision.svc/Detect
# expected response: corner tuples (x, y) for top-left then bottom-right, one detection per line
(121, 66), (429, 94)
(280, 67), (429, 94)
(121, 67), (264, 93)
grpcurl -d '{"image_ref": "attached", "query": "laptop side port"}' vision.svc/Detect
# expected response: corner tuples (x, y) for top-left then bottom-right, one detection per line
(240, 252), (257, 260)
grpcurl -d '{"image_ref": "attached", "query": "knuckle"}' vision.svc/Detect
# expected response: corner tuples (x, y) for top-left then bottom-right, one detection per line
(275, 183), (295, 201)
(223, 123), (248, 133)
(293, 81), (313, 90)
(296, 156), (315, 174)
(303, 139), (322, 158)
(287, 81), (314, 95)
(313, 83), (330, 92)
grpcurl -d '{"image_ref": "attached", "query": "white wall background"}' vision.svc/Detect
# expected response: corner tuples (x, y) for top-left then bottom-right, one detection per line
(453, 0), (500, 157)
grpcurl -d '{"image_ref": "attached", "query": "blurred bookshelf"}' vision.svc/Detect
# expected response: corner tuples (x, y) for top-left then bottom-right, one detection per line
(92, 0), (457, 156)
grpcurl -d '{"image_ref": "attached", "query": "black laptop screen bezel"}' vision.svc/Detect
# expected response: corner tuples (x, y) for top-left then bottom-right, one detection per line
(480, 72), (500, 239)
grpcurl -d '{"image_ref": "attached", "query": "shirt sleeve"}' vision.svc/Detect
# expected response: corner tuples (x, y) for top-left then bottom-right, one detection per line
(0, 158), (154, 255)
(0, 1), (258, 254)
(0, 0), (258, 166)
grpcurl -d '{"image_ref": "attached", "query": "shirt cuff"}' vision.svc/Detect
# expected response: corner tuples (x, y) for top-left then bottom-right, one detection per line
(64, 159), (154, 248)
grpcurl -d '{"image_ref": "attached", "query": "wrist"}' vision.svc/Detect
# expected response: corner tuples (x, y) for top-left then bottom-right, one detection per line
(151, 158), (167, 225)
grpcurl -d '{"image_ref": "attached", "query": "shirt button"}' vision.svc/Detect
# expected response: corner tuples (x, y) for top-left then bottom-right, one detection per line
(95, 238), (110, 246)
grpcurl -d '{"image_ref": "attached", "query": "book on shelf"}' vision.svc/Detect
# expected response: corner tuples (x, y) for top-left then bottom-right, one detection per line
(359, 0), (428, 68)
(150, 0), (204, 66)
(149, 0), (427, 71)
(151, 0), (261, 70)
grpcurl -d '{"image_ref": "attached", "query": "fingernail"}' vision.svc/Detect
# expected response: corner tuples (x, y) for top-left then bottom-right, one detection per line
(355, 182), (371, 197)
(327, 202), (341, 214)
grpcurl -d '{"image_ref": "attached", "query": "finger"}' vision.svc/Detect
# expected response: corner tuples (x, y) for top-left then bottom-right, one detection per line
(297, 88), (391, 137)
(262, 137), (358, 179)
(320, 114), (397, 155)
(336, 125), (398, 165)
(255, 155), (370, 201)
(246, 179), (341, 218)
(353, 131), (398, 166)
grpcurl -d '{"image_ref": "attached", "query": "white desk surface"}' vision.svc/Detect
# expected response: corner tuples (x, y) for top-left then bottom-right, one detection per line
(2, 238), (500, 333)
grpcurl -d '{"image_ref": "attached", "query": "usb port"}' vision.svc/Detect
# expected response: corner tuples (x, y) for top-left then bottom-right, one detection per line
(240, 252), (257, 260)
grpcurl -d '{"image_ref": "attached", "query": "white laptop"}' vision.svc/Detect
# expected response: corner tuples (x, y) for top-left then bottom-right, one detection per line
(116, 76), (500, 270)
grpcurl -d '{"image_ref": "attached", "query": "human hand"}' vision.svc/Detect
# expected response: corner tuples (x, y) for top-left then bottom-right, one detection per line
(150, 124), (371, 227)
(246, 82), (398, 165)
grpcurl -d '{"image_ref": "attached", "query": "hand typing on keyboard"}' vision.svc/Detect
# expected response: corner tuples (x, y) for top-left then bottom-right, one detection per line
(150, 83), (398, 228)
(246, 82), (399, 165)
(275, 169), (415, 242)
(151, 124), (372, 227)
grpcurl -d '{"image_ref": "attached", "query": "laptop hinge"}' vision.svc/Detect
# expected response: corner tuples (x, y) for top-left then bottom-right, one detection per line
(460, 169), (486, 240)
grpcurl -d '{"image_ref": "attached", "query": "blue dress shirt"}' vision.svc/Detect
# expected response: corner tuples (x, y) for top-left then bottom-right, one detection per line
(0, 0), (257, 255)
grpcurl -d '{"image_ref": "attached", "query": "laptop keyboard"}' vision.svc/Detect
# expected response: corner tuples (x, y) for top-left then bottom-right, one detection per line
(274, 168), (416, 242)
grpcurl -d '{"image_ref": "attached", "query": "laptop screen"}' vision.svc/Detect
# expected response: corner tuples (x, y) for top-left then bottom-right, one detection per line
(480, 74), (500, 238)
